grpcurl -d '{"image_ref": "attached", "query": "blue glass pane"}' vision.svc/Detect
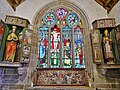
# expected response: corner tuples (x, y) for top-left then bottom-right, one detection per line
(44, 12), (56, 26)
(38, 25), (49, 68)
(56, 8), (68, 20)
(74, 26), (85, 68)
(66, 13), (79, 27)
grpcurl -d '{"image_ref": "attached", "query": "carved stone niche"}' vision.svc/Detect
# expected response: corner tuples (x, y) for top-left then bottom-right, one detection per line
(5, 15), (30, 28)
(92, 18), (116, 29)
(92, 18), (120, 69)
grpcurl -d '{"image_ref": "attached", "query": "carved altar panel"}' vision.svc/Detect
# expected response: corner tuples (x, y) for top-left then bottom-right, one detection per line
(34, 68), (88, 86)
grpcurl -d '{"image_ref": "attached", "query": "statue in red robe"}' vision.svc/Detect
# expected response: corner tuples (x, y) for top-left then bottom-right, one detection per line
(4, 26), (18, 62)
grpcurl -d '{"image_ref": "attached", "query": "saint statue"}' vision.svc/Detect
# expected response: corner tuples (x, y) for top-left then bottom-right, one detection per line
(4, 26), (18, 62)
(103, 29), (115, 64)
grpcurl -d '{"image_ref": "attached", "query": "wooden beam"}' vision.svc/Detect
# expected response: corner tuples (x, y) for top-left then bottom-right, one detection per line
(15, 0), (19, 5)
(104, 0), (111, 7)
(95, 0), (104, 6)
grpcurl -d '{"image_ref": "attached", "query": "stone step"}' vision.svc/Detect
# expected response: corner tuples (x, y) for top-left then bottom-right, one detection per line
(1, 84), (24, 90)
(96, 88), (119, 90)
(26, 86), (95, 90)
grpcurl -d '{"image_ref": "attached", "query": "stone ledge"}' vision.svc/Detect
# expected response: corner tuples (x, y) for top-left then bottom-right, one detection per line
(95, 83), (120, 88)
(97, 64), (120, 69)
(0, 62), (21, 67)
(26, 86), (95, 90)
(96, 88), (120, 90)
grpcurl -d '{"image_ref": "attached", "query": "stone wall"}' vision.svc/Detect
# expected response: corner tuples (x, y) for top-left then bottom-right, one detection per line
(108, 1), (120, 25)
(0, 67), (19, 89)
(0, 65), (31, 90)
(92, 64), (120, 90)
(0, 0), (15, 21)
(15, 0), (108, 26)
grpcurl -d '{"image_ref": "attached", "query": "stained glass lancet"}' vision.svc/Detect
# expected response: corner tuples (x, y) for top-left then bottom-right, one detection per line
(62, 25), (72, 68)
(37, 24), (49, 68)
(50, 25), (61, 68)
(74, 26), (85, 68)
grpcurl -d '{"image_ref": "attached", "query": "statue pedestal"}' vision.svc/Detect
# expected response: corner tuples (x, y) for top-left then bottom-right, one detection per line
(0, 62), (21, 67)
(106, 58), (115, 64)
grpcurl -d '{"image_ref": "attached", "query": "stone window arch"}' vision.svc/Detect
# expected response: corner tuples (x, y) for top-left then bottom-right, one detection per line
(32, 0), (92, 70)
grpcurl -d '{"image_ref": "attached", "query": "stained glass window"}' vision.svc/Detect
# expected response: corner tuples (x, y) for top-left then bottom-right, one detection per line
(50, 25), (60, 68)
(62, 25), (72, 68)
(44, 12), (56, 26)
(66, 13), (79, 27)
(74, 26), (85, 68)
(38, 8), (85, 68)
(56, 8), (68, 20)
(38, 24), (49, 68)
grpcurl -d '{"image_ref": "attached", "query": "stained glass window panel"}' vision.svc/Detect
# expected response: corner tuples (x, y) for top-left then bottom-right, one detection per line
(74, 26), (85, 68)
(56, 8), (68, 20)
(62, 25), (72, 68)
(50, 25), (60, 68)
(38, 25), (49, 68)
(66, 13), (79, 27)
(44, 12), (56, 26)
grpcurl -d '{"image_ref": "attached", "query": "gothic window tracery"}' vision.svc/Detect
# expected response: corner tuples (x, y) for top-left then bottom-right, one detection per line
(38, 7), (85, 68)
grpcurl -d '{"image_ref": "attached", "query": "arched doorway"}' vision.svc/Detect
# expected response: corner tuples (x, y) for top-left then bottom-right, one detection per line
(32, 0), (92, 86)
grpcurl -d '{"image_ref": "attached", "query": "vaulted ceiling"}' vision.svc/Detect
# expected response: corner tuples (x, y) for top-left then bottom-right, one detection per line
(7, 0), (119, 13)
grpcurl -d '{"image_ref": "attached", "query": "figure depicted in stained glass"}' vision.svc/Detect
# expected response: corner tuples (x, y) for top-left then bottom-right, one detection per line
(38, 25), (48, 67)
(38, 41), (46, 63)
(50, 25), (60, 67)
(74, 26), (84, 68)
(4, 26), (18, 62)
(63, 40), (72, 66)
(75, 40), (83, 65)
(103, 29), (115, 64)
(51, 25), (60, 52)
(62, 25), (72, 67)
